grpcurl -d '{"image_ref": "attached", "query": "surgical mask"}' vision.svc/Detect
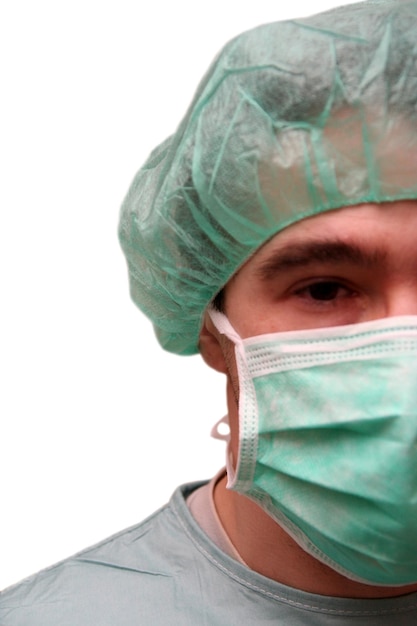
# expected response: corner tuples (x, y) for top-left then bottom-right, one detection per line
(209, 310), (417, 586)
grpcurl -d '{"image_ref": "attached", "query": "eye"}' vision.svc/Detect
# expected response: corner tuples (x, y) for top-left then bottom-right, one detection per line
(294, 280), (353, 302)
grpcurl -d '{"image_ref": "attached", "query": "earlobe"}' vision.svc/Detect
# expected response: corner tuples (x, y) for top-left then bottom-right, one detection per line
(199, 314), (228, 374)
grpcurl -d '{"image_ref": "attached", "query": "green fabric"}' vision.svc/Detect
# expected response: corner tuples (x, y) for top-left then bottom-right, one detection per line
(2, 483), (417, 624)
(119, 0), (417, 355)
(234, 319), (417, 584)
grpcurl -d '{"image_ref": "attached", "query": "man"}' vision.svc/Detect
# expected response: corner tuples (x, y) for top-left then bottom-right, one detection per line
(2, 0), (417, 623)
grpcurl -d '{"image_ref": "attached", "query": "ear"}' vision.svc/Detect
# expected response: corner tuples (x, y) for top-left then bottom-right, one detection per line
(199, 312), (228, 374)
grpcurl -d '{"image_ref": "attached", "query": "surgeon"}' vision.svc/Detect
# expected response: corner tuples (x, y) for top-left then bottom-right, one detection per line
(2, 0), (417, 624)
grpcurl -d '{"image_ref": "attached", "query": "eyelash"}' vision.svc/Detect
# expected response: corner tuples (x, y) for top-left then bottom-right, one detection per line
(293, 279), (357, 304)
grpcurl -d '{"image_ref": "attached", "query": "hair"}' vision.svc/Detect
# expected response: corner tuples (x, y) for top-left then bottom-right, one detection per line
(212, 288), (225, 313)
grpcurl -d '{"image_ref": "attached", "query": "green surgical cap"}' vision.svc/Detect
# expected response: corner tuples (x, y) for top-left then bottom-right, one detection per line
(119, 0), (417, 355)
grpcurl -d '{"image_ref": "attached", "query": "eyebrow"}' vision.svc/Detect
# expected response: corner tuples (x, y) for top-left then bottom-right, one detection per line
(256, 239), (387, 280)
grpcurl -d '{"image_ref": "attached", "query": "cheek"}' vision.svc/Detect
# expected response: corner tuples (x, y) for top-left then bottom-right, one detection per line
(226, 379), (240, 470)
(226, 297), (299, 337)
(219, 335), (239, 390)
(224, 280), (268, 337)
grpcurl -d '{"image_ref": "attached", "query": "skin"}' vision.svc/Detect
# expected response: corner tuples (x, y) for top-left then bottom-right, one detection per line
(199, 200), (417, 598)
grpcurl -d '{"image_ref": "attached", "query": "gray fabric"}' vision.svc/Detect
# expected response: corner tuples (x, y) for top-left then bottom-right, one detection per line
(1, 483), (417, 625)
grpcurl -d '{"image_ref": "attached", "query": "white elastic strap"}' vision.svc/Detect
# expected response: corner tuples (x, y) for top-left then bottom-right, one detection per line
(210, 415), (237, 487)
(210, 415), (231, 442)
(208, 308), (242, 344)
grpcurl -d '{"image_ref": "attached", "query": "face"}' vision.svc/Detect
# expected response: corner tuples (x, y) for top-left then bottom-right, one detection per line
(199, 199), (417, 472)
(223, 200), (417, 338)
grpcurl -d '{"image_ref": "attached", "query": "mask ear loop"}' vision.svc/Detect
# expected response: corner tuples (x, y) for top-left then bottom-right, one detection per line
(208, 308), (242, 343)
(207, 307), (248, 488)
(207, 308), (240, 446)
(211, 415), (231, 441)
(210, 415), (237, 487)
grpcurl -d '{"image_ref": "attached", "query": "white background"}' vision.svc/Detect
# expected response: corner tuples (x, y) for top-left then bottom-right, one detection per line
(1, 0), (359, 590)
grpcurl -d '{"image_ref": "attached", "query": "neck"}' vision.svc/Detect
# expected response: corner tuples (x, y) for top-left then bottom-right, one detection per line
(213, 473), (417, 598)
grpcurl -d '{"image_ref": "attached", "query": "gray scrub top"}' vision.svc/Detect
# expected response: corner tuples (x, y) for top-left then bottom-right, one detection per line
(1, 482), (417, 625)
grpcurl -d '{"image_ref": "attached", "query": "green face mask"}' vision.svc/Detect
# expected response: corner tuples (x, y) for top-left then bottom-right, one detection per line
(210, 311), (417, 586)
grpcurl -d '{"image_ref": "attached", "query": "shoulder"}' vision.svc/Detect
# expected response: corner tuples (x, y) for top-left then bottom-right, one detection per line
(0, 483), (206, 626)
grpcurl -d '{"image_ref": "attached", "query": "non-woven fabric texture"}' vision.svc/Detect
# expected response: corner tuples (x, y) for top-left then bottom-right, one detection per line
(119, 0), (417, 355)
